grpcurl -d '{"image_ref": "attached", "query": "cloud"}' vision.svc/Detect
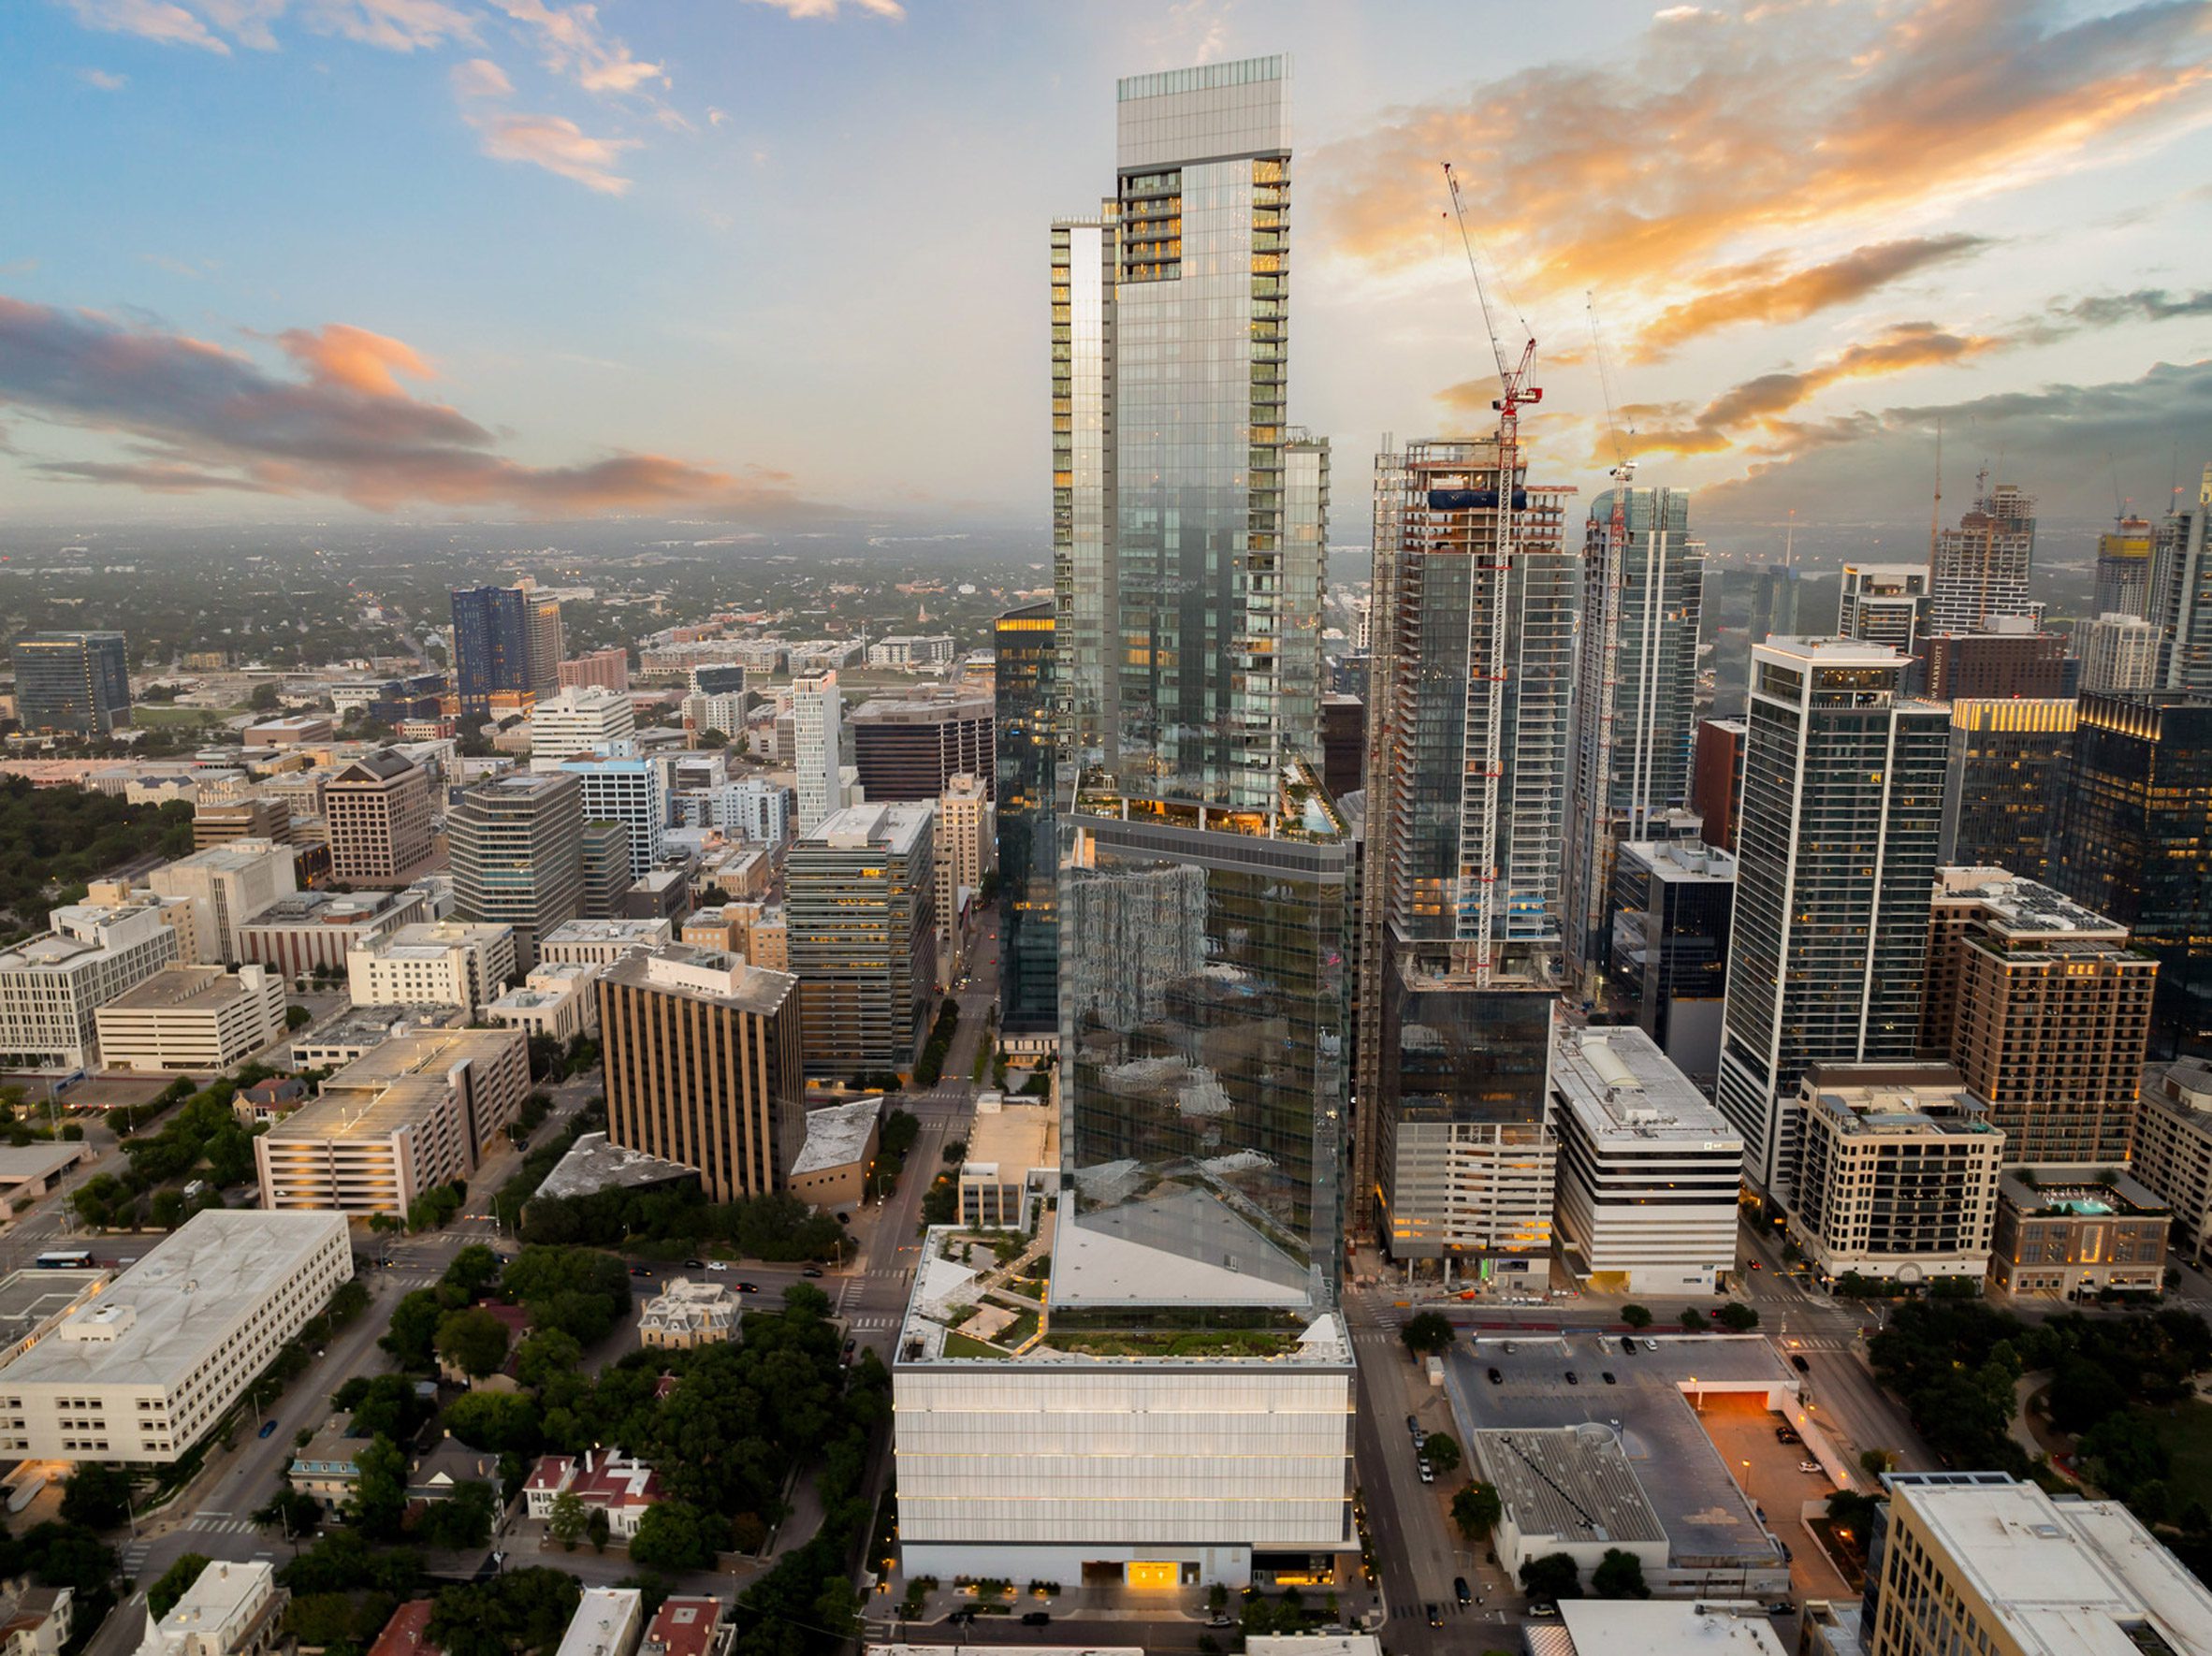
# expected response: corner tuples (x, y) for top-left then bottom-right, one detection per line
(1619, 323), (2001, 458)
(0, 294), (814, 517)
(489, 0), (662, 93)
(79, 67), (130, 90)
(64, 0), (235, 53)
(1634, 236), (1995, 360)
(1315, 0), (2212, 337)
(1700, 358), (2212, 523)
(2055, 287), (2212, 327)
(302, 0), (476, 51)
(451, 57), (636, 194)
(741, 0), (905, 19)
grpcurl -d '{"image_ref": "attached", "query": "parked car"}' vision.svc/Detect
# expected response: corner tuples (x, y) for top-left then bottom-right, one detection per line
(1454, 1577), (1471, 1606)
(1425, 1605), (1444, 1628)
(803, 1266), (825, 1278)
(1527, 1604), (1559, 1619)
(1564, 1371), (1579, 1386)
(1644, 1338), (1661, 1351)
(1790, 1354), (1812, 1373)
(1487, 1367), (1504, 1385)
(1207, 1616), (1236, 1629)
(1601, 1372), (1617, 1385)
(683, 1258), (706, 1270)
(1405, 1414), (1419, 1434)
(1799, 1460), (1824, 1474)
(1776, 1426), (1801, 1444)
(1418, 1460), (1434, 1484)
(258, 1419), (278, 1438)
(1622, 1336), (1639, 1355)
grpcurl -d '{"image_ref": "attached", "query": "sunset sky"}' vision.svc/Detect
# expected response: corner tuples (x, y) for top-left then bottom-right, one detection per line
(4, 0), (2210, 540)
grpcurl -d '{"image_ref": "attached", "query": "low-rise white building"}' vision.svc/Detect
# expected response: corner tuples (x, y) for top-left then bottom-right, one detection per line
(0, 1211), (351, 1462)
(347, 922), (517, 1015)
(1788, 1063), (2005, 1287)
(93, 963), (289, 1072)
(0, 901), (179, 1070)
(485, 960), (603, 1043)
(1550, 1024), (1743, 1296)
(956, 1095), (1058, 1232)
(555, 1590), (644, 1656)
(145, 840), (298, 966)
(538, 918), (674, 967)
(529, 687), (637, 764)
(2130, 1057), (2212, 1266)
(136, 1561), (284, 1656)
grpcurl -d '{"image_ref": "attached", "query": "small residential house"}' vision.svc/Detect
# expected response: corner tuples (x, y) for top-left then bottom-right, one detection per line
(523, 1448), (663, 1538)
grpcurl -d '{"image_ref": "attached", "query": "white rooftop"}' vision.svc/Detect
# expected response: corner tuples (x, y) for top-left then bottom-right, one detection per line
(0, 1210), (345, 1390)
(791, 1096), (882, 1176)
(1550, 1025), (1739, 1145)
(1553, 1603), (1784, 1656)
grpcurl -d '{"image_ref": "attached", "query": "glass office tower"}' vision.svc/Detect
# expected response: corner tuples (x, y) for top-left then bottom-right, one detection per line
(11, 631), (129, 734)
(995, 602), (1058, 1037)
(450, 586), (531, 719)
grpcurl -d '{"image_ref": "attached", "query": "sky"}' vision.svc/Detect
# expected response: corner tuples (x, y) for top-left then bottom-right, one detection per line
(2, 0), (2211, 545)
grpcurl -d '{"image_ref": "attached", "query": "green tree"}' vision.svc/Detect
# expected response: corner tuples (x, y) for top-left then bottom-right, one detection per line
(1621, 1303), (1653, 1329)
(629, 1500), (716, 1571)
(148, 1555), (211, 1620)
(515, 1329), (583, 1391)
(59, 1463), (132, 1531)
(1422, 1431), (1462, 1474)
(416, 1482), (498, 1551)
(285, 1003), (313, 1031)
(546, 1489), (587, 1550)
(441, 1244), (504, 1304)
(1859, 1447), (1896, 1480)
(1826, 1489), (1879, 1546)
(586, 1505), (611, 1553)
(1718, 1300), (1761, 1332)
(252, 1488), (323, 1539)
(347, 1434), (410, 1541)
(1592, 1548), (1650, 1600)
(1451, 1481), (1502, 1541)
(382, 1289), (444, 1369)
(444, 1392), (543, 1456)
(1518, 1551), (1582, 1605)
(435, 1307), (514, 1379)
(1401, 1312), (1454, 1356)
(1680, 1307), (1706, 1331)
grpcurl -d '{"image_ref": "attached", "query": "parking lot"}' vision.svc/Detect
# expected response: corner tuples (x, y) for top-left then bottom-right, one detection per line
(1693, 1394), (1852, 1600)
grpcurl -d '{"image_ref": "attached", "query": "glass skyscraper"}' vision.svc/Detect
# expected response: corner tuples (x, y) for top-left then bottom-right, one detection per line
(450, 585), (531, 719)
(994, 602), (1058, 1037)
(1564, 485), (1703, 981)
(11, 631), (129, 734)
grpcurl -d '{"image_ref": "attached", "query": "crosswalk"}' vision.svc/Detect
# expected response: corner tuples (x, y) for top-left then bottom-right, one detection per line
(847, 1314), (900, 1331)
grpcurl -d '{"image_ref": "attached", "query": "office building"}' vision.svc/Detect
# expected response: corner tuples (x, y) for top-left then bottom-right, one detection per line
(788, 1094), (880, 1208)
(1691, 718), (1746, 852)
(93, 963), (287, 1072)
(791, 671), (842, 835)
(2154, 461), (2212, 690)
(1928, 476), (2038, 633)
(559, 647), (630, 693)
(2078, 612), (2161, 693)
(322, 750), (436, 887)
(2131, 1057), (2212, 1264)
(1839, 563), (1931, 656)
(257, 1026), (529, 1213)
(529, 687), (635, 763)
(241, 715), (333, 748)
(1787, 1063), (2002, 1286)
(539, 917), (672, 966)
(146, 840), (297, 966)
(347, 921), (517, 1016)
(934, 773), (989, 983)
(554, 754), (665, 879)
(191, 797), (291, 850)
(1564, 484), (1703, 982)
(1355, 434), (1574, 1261)
(1716, 638), (1948, 1199)
(451, 585), (532, 719)
(1922, 624), (2069, 701)
(11, 631), (129, 735)
(994, 601), (1057, 1039)
(449, 770), (584, 968)
(1921, 868), (2155, 1165)
(0, 1210), (349, 1462)
(0, 900), (178, 1070)
(2050, 690), (2212, 1053)
(1318, 693), (1363, 800)
(1550, 1024), (1741, 1296)
(688, 777), (788, 845)
(957, 1094), (1059, 1232)
(1609, 837), (1735, 1087)
(238, 888), (427, 980)
(2094, 513), (2157, 619)
(1989, 1166), (2167, 1297)
(866, 633), (957, 668)
(1939, 699), (2075, 879)
(1748, 560), (1801, 644)
(785, 803), (935, 1076)
(485, 959), (601, 1043)
(597, 944), (804, 1202)
(524, 588), (564, 696)
(1863, 1473), (2212, 1656)
(850, 690), (995, 804)
(578, 821), (629, 919)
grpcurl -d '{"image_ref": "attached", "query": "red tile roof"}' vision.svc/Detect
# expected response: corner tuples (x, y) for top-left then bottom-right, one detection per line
(644, 1598), (722, 1656)
(366, 1601), (440, 1656)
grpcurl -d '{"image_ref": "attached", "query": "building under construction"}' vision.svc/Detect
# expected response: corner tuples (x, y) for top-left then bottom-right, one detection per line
(1352, 433), (1575, 1279)
(1928, 475), (2038, 634)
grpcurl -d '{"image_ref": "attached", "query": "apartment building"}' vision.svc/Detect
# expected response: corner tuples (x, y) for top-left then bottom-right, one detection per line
(1550, 1024), (1743, 1297)
(0, 1211), (351, 1463)
(93, 964), (288, 1072)
(529, 687), (635, 762)
(1787, 1064), (2004, 1286)
(0, 901), (179, 1070)
(2127, 1057), (2212, 1265)
(785, 803), (936, 1075)
(346, 921), (517, 1015)
(1988, 1166), (2168, 1297)
(934, 772), (990, 986)
(146, 840), (297, 965)
(256, 1027), (529, 1214)
(322, 751), (436, 887)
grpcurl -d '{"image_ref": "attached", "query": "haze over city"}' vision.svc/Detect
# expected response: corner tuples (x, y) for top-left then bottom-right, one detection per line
(5, 0), (2212, 545)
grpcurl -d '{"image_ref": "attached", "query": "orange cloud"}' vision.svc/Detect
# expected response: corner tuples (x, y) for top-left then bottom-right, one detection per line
(275, 323), (434, 397)
(451, 57), (636, 194)
(1634, 236), (1994, 360)
(1315, 1), (2212, 336)
(0, 294), (822, 520)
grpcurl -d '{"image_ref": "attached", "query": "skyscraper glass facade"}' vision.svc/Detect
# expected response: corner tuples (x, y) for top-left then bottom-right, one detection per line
(451, 586), (531, 718)
(11, 632), (129, 734)
(995, 603), (1058, 1037)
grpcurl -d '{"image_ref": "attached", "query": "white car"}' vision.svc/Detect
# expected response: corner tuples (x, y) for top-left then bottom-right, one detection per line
(706, 1261), (729, 1272)
(1798, 1460), (1823, 1474)
(1417, 1460), (1434, 1484)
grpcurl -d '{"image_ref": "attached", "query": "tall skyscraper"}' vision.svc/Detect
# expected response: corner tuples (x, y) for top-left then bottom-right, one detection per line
(1938, 698), (2074, 879)
(322, 750), (435, 887)
(1354, 435), (1575, 1273)
(2051, 690), (2212, 1054)
(11, 631), (129, 734)
(785, 802), (934, 1077)
(1838, 563), (1930, 656)
(850, 689), (993, 802)
(1716, 638), (1949, 1198)
(2094, 514), (2155, 619)
(1564, 482), (1702, 982)
(2078, 612), (2161, 693)
(448, 770), (585, 968)
(450, 586), (531, 719)
(1928, 475), (2038, 633)
(523, 588), (564, 697)
(791, 670), (842, 835)
(2155, 462), (2212, 691)
(994, 602), (1057, 1039)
